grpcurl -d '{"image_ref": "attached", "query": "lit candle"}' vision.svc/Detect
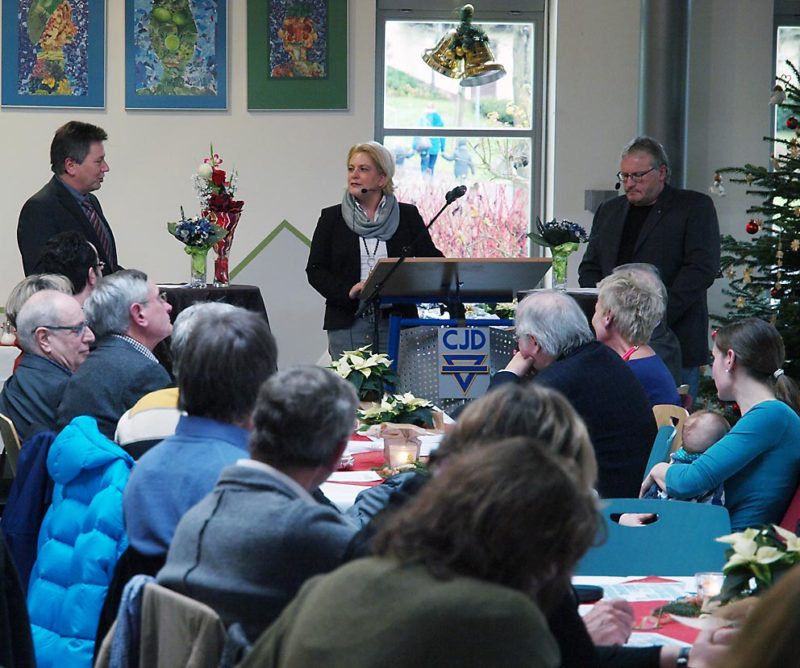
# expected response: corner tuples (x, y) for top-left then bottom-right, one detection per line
(387, 444), (417, 468)
(695, 572), (724, 599)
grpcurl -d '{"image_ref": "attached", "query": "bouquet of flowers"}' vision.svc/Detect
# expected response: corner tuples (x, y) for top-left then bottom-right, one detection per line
(330, 345), (399, 402)
(193, 145), (244, 285)
(358, 393), (434, 429)
(528, 218), (589, 288)
(715, 525), (800, 604)
(167, 209), (227, 287)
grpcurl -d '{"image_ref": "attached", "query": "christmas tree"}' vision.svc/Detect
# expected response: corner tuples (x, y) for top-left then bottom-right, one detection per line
(712, 60), (800, 378)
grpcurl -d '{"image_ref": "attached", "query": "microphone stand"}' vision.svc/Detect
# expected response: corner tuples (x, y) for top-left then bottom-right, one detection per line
(354, 188), (466, 355)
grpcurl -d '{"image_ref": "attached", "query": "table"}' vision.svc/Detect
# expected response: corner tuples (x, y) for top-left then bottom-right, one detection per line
(320, 432), (443, 512)
(159, 284), (270, 329)
(574, 575), (699, 647)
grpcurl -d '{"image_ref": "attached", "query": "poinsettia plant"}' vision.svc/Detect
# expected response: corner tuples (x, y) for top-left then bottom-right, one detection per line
(357, 393), (434, 429)
(330, 345), (399, 401)
(715, 525), (800, 604)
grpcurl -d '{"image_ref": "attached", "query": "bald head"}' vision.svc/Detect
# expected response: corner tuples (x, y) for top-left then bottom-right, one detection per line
(17, 290), (95, 371)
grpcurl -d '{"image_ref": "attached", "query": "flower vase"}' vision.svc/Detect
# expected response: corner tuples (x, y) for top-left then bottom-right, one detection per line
(550, 242), (579, 291)
(187, 246), (209, 288)
(208, 209), (242, 287)
(214, 253), (229, 287)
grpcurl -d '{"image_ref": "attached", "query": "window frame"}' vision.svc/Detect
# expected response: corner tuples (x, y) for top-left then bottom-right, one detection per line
(374, 2), (546, 257)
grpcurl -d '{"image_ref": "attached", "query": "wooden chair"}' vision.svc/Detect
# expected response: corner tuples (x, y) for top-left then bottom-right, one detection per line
(575, 498), (731, 576)
(652, 404), (689, 453)
(0, 413), (21, 475)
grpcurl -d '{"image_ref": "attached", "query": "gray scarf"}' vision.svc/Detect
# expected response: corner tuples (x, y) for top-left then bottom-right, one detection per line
(341, 191), (400, 241)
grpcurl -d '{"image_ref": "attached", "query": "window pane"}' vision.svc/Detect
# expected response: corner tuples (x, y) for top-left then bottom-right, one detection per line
(384, 21), (533, 130)
(386, 135), (531, 258)
(775, 27), (800, 146)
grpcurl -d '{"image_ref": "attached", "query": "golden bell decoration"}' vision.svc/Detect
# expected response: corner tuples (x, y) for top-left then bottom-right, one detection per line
(460, 40), (506, 87)
(422, 30), (464, 80)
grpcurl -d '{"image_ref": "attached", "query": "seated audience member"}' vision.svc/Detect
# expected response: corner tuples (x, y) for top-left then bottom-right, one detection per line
(56, 269), (173, 439)
(124, 307), (277, 559)
(4, 274), (73, 331)
(240, 437), (598, 668)
(35, 231), (102, 305)
(642, 410), (729, 504)
(114, 302), (237, 458)
(494, 290), (656, 498)
(594, 264), (681, 406)
(642, 318), (800, 530)
(157, 366), (358, 641)
(0, 290), (94, 441)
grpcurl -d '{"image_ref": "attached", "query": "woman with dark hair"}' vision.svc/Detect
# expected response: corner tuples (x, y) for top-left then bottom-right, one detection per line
(240, 437), (599, 668)
(305, 141), (442, 358)
(642, 317), (800, 530)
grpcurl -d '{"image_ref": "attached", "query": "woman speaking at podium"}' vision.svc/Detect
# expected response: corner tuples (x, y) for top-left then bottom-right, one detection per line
(306, 141), (442, 359)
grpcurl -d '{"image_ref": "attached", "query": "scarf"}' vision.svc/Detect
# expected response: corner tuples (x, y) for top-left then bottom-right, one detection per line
(341, 191), (400, 241)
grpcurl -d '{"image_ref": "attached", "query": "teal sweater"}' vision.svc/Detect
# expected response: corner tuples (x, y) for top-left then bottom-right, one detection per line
(666, 400), (800, 530)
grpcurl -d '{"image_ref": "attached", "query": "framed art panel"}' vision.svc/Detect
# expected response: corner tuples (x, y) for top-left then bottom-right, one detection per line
(247, 0), (347, 110)
(125, 0), (227, 110)
(1, 0), (106, 108)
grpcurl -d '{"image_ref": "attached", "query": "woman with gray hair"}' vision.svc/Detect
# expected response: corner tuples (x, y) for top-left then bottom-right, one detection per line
(306, 141), (442, 359)
(594, 264), (680, 406)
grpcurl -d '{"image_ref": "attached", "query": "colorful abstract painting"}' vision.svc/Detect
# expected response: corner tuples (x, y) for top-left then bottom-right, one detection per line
(268, 0), (327, 79)
(1, 0), (105, 107)
(125, 0), (227, 109)
(247, 0), (346, 110)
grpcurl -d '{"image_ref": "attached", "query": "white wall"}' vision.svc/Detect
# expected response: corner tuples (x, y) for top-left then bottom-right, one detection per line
(0, 0), (778, 363)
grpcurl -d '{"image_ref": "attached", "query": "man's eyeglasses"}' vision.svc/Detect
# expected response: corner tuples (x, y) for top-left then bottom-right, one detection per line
(616, 167), (656, 183)
(513, 332), (530, 344)
(35, 321), (90, 336)
(142, 292), (169, 305)
(95, 260), (106, 272)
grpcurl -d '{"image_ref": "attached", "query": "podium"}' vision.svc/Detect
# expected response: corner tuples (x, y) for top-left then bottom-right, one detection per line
(361, 258), (551, 408)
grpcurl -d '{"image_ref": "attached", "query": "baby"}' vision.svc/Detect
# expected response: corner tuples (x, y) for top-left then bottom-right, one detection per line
(643, 410), (730, 504)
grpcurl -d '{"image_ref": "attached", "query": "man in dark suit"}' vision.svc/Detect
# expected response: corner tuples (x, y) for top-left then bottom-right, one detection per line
(578, 136), (720, 398)
(18, 121), (119, 276)
(57, 269), (173, 439)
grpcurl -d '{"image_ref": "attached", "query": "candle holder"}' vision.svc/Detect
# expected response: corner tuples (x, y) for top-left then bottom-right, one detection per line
(695, 572), (724, 600)
(383, 430), (422, 468)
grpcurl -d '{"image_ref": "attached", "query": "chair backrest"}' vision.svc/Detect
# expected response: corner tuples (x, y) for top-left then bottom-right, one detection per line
(644, 425), (676, 477)
(652, 404), (689, 453)
(575, 498), (731, 576)
(0, 413), (21, 475)
(780, 482), (800, 535)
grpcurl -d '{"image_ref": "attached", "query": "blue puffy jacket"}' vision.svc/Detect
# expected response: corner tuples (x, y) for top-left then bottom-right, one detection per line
(27, 416), (134, 668)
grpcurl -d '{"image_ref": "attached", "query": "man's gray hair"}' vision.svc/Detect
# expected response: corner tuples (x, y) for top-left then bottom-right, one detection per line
(250, 366), (357, 470)
(16, 291), (69, 354)
(621, 136), (670, 176)
(84, 269), (149, 337)
(515, 290), (593, 357)
(171, 302), (237, 375)
(598, 264), (666, 345)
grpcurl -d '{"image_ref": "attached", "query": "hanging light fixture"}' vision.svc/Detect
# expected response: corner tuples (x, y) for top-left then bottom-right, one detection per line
(421, 4), (506, 87)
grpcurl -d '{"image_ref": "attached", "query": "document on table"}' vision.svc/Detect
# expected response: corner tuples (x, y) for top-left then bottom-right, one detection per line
(601, 582), (691, 601)
(327, 470), (383, 483)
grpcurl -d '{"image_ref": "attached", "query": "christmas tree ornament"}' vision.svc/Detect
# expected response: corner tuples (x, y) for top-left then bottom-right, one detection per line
(743, 267), (752, 284)
(770, 85), (786, 105)
(745, 173), (754, 185)
(772, 286), (783, 298)
(794, 207), (800, 217)
(736, 296), (745, 309)
(708, 172), (726, 196)
(745, 219), (760, 234)
(777, 249), (785, 259)
(791, 140), (800, 159)
(725, 266), (736, 280)
(772, 154), (782, 169)
(792, 239), (800, 252)
(787, 116), (799, 130)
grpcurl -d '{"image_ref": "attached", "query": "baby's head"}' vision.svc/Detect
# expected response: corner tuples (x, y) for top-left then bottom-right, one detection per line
(681, 410), (730, 454)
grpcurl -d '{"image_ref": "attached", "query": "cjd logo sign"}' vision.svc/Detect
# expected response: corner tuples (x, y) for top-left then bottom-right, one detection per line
(438, 328), (490, 398)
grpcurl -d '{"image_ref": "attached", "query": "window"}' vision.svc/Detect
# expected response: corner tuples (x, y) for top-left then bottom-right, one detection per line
(376, 2), (545, 258)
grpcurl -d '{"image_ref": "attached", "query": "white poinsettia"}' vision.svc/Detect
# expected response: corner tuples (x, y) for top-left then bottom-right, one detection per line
(717, 528), (760, 552)
(773, 524), (800, 554)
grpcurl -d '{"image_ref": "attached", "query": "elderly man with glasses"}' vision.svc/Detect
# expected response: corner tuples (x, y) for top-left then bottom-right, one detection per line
(579, 136), (720, 401)
(0, 290), (95, 441)
(56, 269), (173, 439)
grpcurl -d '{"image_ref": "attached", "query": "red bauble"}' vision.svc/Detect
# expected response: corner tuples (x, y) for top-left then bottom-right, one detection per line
(745, 220), (760, 234)
(771, 286), (783, 298)
(788, 116), (799, 130)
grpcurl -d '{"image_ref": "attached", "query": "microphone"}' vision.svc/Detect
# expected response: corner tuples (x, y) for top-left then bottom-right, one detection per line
(445, 185), (467, 203)
(361, 188), (382, 194)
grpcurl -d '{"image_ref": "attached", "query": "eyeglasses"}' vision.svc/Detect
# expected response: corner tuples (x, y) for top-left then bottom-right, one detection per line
(513, 331), (530, 344)
(616, 167), (656, 183)
(142, 292), (169, 305)
(35, 321), (90, 336)
(95, 260), (106, 272)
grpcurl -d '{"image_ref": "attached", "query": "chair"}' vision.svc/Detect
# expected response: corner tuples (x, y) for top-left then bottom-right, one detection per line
(0, 413), (21, 475)
(652, 404), (689, 453)
(643, 425), (677, 478)
(780, 483), (800, 535)
(575, 498), (731, 576)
